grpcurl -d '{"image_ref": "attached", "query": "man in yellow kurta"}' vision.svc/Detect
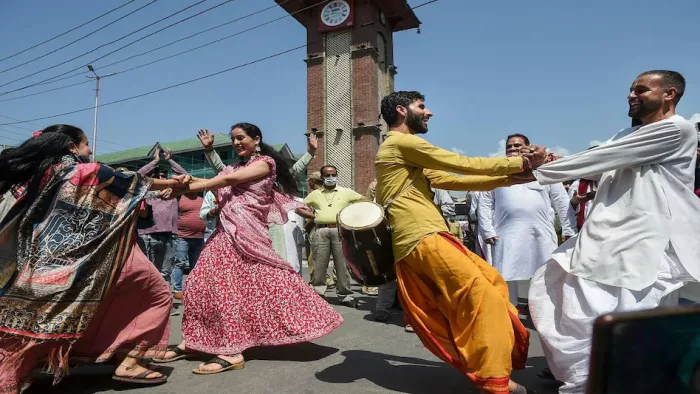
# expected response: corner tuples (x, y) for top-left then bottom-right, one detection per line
(375, 91), (545, 394)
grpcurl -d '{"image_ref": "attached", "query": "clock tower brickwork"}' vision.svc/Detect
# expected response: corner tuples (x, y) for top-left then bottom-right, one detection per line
(276, 0), (420, 194)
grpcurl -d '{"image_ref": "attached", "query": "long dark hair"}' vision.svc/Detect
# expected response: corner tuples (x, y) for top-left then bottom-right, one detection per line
(231, 122), (298, 195)
(0, 124), (85, 196)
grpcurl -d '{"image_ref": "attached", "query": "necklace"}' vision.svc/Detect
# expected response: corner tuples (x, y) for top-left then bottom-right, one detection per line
(323, 190), (337, 207)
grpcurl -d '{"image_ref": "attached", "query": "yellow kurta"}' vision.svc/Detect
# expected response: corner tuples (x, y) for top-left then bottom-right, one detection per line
(375, 131), (529, 394)
(375, 131), (524, 261)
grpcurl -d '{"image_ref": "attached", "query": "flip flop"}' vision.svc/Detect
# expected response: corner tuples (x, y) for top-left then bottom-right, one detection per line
(112, 368), (167, 385)
(152, 345), (191, 363)
(192, 356), (245, 375)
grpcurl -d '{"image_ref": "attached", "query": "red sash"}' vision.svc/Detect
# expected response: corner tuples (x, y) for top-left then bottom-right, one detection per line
(576, 180), (590, 229)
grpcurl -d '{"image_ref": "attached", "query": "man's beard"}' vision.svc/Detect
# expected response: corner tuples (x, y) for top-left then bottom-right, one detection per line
(628, 100), (659, 119)
(406, 110), (428, 134)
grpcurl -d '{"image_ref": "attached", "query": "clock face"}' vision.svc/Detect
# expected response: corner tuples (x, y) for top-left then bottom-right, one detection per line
(321, 0), (351, 27)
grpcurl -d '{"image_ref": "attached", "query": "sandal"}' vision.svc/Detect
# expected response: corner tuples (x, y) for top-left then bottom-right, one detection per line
(152, 345), (191, 363)
(112, 364), (167, 385)
(192, 356), (245, 375)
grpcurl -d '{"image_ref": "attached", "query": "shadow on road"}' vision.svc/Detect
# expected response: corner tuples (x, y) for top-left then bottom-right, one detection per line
(25, 364), (175, 394)
(317, 350), (561, 394)
(245, 342), (338, 362)
(316, 350), (472, 393)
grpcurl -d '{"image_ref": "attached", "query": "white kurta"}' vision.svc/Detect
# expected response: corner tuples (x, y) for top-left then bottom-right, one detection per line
(476, 182), (575, 281)
(533, 114), (700, 290)
(529, 115), (700, 394)
(282, 198), (306, 274)
(471, 191), (492, 263)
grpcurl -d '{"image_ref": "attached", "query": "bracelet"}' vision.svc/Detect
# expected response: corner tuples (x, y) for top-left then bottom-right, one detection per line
(202, 180), (207, 193)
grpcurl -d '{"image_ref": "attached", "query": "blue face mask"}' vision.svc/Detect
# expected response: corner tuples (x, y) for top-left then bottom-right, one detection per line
(323, 177), (337, 187)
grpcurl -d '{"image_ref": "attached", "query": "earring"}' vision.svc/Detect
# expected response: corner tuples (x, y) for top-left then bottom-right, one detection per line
(253, 144), (261, 157)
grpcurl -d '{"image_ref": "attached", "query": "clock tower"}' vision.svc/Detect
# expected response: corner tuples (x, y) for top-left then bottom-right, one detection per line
(276, 0), (420, 193)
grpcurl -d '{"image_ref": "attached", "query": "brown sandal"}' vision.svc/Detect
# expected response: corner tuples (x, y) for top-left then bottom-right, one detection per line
(192, 356), (245, 375)
(112, 365), (167, 385)
(152, 345), (192, 363)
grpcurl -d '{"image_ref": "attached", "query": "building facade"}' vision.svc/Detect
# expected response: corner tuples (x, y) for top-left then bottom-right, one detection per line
(276, 0), (420, 194)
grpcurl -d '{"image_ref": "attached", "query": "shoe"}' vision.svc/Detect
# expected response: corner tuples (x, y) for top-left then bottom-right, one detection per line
(373, 312), (390, 323)
(405, 324), (415, 333)
(362, 286), (379, 295)
(340, 299), (357, 308)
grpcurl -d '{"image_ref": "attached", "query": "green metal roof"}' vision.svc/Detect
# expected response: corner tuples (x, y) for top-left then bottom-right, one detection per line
(159, 133), (232, 154)
(96, 146), (155, 164)
(97, 134), (293, 164)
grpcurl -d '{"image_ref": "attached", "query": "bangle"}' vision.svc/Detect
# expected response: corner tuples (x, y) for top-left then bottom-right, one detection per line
(202, 180), (207, 193)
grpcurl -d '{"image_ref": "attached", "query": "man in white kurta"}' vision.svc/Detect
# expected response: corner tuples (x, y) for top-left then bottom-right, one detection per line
(528, 70), (700, 394)
(282, 197), (306, 275)
(478, 134), (576, 306)
(470, 191), (493, 263)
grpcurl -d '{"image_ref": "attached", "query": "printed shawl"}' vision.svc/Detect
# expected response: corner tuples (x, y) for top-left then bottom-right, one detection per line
(0, 157), (150, 346)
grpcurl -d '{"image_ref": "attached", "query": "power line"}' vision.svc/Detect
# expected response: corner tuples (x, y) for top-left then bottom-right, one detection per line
(0, 114), (133, 150)
(0, 0), (139, 64)
(0, 0), (294, 98)
(0, 0), (214, 92)
(0, 114), (42, 129)
(0, 80), (93, 102)
(0, 0), (308, 101)
(0, 0), (159, 75)
(0, 45), (304, 125)
(38, 0), (294, 86)
(0, 0), (436, 127)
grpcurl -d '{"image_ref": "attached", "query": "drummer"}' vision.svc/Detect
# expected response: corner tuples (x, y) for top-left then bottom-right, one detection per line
(296, 165), (363, 307)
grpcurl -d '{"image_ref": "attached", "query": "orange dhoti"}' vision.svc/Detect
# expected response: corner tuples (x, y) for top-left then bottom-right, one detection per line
(396, 232), (529, 394)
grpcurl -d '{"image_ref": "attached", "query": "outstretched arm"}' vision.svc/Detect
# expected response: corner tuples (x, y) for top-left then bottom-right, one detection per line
(174, 161), (269, 195)
(424, 169), (519, 191)
(534, 120), (683, 185)
(397, 134), (526, 176)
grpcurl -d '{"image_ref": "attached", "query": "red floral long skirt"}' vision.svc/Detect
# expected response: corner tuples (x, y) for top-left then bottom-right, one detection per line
(181, 229), (343, 355)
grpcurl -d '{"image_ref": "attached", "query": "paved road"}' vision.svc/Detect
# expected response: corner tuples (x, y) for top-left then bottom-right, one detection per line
(27, 284), (561, 394)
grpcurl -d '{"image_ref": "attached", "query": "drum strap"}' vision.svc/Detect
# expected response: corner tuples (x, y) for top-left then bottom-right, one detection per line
(382, 170), (421, 211)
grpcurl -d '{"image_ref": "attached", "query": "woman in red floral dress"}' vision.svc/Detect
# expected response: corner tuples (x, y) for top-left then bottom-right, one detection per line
(155, 123), (343, 374)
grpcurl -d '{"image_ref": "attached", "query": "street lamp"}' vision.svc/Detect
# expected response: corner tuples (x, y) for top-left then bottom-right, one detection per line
(86, 64), (115, 162)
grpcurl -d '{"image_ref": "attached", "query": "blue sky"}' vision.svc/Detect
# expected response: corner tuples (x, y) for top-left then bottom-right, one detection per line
(0, 0), (698, 161)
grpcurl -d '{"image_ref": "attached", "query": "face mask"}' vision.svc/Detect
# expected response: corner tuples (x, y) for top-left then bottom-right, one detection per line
(323, 177), (337, 187)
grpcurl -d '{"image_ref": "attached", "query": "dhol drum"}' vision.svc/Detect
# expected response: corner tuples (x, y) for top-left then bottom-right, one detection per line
(336, 201), (396, 286)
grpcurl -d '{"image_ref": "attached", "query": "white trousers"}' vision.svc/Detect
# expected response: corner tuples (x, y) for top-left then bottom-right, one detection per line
(529, 257), (687, 394)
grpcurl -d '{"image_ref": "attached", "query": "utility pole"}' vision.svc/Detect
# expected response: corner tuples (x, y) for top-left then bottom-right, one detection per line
(86, 64), (115, 162)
